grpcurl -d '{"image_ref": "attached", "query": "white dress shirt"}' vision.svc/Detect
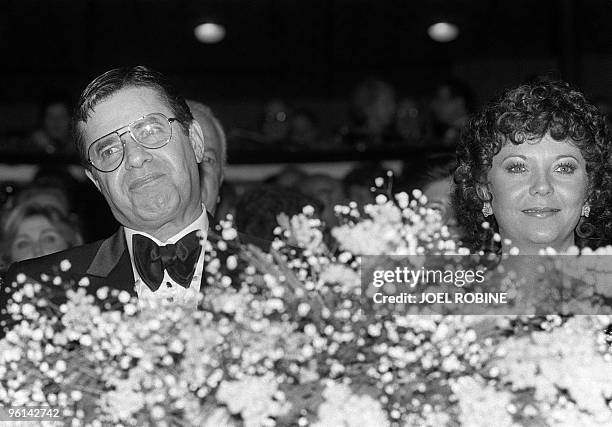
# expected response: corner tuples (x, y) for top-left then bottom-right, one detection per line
(124, 208), (208, 309)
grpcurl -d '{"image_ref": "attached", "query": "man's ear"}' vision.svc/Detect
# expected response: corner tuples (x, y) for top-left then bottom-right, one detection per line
(189, 120), (205, 163)
(85, 169), (101, 192)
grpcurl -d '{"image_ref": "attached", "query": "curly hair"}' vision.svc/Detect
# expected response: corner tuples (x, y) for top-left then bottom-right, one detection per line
(454, 78), (612, 252)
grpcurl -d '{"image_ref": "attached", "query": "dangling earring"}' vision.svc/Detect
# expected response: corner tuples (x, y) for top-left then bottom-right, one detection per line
(482, 201), (493, 217)
(581, 204), (590, 218)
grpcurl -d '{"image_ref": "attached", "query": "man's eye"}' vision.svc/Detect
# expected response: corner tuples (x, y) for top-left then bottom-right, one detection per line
(506, 162), (527, 173)
(99, 145), (122, 160)
(202, 154), (216, 164)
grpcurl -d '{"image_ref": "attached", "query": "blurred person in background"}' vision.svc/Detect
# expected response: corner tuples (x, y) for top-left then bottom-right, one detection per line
(214, 182), (238, 224)
(299, 173), (346, 228)
(15, 167), (79, 215)
(343, 162), (389, 209)
(395, 97), (426, 143)
(235, 185), (322, 250)
(261, 99), (292, 143)
(2, 202), (83, 266)
(430, 79), (475, 147)
(289, 108), (320, 147)
(187, 100), (227, 217)
(264, 166), (308, 189)
(347, 79), (398, 145)
(403, 152), (458, 233)
(30, 92), (76, 155)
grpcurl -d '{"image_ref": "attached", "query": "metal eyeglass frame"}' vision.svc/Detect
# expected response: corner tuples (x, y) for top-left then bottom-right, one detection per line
(87, 112), (178, 173)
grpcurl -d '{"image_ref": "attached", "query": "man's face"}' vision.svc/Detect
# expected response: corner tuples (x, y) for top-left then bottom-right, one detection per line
(82, 86), (204, 240)
(190, 107), (223, 215)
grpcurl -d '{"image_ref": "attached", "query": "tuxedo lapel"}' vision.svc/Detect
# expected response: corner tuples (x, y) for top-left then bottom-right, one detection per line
(86, 228), (135, 295)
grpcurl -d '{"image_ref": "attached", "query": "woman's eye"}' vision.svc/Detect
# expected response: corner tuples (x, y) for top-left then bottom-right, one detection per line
(41, 234), (59, 244)
(505, 162), (527, 173)
(555, 163), (576, 174)
(13, 240), (31, 250)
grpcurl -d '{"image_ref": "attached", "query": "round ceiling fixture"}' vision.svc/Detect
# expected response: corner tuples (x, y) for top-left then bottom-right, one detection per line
(194, 22), (226, 44)
(427, 22), (459, 42)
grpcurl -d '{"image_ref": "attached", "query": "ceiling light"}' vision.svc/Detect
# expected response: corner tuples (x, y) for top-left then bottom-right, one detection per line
(194, 22), (226, 44)
(427, 22), (459, 43)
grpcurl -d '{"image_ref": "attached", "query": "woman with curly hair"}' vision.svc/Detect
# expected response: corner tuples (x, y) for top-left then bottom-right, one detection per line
(454, 78), (612, 254)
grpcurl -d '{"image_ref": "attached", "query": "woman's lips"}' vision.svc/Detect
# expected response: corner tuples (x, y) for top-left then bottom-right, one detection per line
(521, 207), (561, 218)
(129, 173), (163, 190)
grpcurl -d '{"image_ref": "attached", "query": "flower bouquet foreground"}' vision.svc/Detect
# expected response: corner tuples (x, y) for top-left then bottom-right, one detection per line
(1, 192), (612, 426)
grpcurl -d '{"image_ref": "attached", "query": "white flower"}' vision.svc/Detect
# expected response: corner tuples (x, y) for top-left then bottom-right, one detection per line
(314, 381), (389, 427)
(78, 277), (90, 287)
(221, 227), (238, 241)
(16, 273), (26, 284)
(216, 374), (290, 427)
(118, 291), (131, 304)
(226, 255), (238, 270)
(59, 260), (72, 272)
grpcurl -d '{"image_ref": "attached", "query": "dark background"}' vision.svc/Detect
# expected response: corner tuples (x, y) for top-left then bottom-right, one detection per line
(1, 0), (611, 138)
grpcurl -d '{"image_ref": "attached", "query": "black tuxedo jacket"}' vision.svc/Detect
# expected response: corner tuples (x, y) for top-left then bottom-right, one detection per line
(1, 228), (138, 335)
(0, 215), (274, 337)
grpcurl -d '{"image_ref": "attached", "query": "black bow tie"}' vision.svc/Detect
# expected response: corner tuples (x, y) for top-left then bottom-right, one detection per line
(133, 230), (203, 291)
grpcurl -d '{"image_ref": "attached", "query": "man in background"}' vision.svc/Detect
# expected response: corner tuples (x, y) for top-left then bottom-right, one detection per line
(187, 100), (227, 217)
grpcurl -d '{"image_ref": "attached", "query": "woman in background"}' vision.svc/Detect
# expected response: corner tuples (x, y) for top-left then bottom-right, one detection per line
(454, 78), (612, 254)
(2, 202), (83, 265)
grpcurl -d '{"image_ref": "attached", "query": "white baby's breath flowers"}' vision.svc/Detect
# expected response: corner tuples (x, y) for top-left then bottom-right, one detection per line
(59, 259), (72, 272)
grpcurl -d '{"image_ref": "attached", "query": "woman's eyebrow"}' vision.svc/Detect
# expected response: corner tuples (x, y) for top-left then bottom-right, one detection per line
(555, 154), (580, 161)
(500, 154), (527, 162)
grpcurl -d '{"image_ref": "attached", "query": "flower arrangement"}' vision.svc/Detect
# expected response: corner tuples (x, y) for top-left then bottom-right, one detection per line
(1, 192), (611, 426)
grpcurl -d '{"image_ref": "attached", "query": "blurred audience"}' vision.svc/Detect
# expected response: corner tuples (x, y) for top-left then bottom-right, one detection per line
(414, 153), (457, 228)
(430, 79), (475, 147)
(343, 162), (389, 208)
(15, 171), (76, 215)
(2, 202), (82, 266)
(187, 100), (227, 216)
(261, 99), (292, 142)
(214, 182), (238, 224)
(347, 79), (398, 145)
(29, 92), (75, 155)
(299, 174), (345, 228)
(264, 166), (308, 189)
(235, 185), (322, 250)
(395, 97), (425, 142)
(289, 108), (321, 146)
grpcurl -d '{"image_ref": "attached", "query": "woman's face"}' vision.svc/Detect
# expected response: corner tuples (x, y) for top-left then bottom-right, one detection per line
(10, 215), (69, 262)
(423, 176), (455, 225)
(487, 134), (588, 253)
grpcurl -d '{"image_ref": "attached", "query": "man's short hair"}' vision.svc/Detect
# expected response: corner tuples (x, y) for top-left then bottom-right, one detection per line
(186, 101), (227, 175)
(72, 66), (194, 168)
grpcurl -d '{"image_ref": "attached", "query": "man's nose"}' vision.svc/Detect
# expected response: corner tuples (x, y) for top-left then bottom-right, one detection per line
(122, 133), (152, 169)
(529, 169), (554, 197)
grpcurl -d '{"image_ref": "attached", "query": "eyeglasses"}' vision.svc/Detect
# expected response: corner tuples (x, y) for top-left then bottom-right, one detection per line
(87, 113), (178, 172)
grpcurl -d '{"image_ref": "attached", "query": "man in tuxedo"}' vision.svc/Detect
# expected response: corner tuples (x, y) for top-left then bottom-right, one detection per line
(2, 66), (212, 329)
(187, 100), (226, 217)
